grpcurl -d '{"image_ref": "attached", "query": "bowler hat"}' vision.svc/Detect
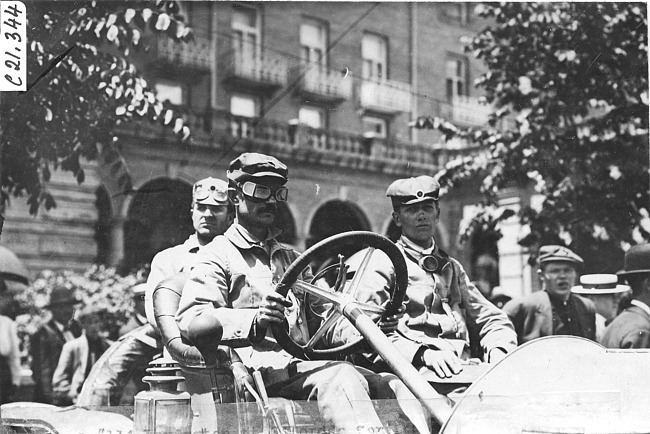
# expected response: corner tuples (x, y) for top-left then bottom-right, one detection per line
(227, 153), (288, 185)
(47, 286), (81, 308)
(386, 176), (440, 210)
(618, 243), (650, 277)
(538, 245), (583, 266)
(571, 274), (630, 295)
(192, 177), (229, 206)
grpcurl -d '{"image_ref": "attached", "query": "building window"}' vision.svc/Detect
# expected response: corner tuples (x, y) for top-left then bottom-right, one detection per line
(362, 116), (387, 139)
(362, 33), (387, 81)
(230, 95), (256, 118)
(155, 80), (184, 105)
(230, 95), (257, 137)
(445, 57), (468, 101)
(300, 20), (327, 67)
(232, 5), (260, 64)
(440, 3), (470, 25)
(299, 106), (325, 129)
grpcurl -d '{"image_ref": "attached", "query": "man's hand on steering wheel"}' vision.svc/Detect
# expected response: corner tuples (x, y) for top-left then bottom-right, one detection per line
(422, 348), (463, 379)
(373, 301), (406, 334)
(256, 293), (293, 329)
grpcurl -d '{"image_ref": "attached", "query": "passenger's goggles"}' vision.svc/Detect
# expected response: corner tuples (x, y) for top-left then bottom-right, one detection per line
(193, 183), (228, 203)
(418, 255), (448, 274)
(241, 181), (288, 202)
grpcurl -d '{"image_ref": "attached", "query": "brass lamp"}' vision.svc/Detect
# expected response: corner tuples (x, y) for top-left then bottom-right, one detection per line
(134, 357), (192, 434)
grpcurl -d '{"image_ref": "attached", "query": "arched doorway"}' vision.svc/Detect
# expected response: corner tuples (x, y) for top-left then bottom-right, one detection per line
(122, 179), (193, 273)
(307, 200), (370, 278)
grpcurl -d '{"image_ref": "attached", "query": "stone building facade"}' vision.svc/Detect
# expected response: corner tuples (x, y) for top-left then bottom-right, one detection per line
(4, 2), (535, 296)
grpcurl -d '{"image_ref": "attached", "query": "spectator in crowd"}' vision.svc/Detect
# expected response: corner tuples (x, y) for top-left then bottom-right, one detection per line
(30, 286), (82, 404)
(342, 175), (516, 383)
(177, 153), (432, 434)
(503, 245), (596, 344)
(52, 305), (112, 406)
(0, 278), (22, 404)
(570, 274), (631, 342)
(601, 244), (650, 348)
(119, 283), (148, 336)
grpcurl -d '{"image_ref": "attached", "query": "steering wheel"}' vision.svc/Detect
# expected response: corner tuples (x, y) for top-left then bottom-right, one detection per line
(272, 231), (408, 360)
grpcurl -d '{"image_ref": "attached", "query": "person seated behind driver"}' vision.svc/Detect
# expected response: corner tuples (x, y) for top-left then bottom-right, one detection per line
(341, 176), (517, 385)
(177, 152), (431, 434)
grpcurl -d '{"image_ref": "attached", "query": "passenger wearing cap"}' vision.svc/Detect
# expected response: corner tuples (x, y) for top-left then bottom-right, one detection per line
(177, 152), (431, 434)
(503, 245), (596, 344)
(601, 243), (650, 349)
(119, 283), (149, 336)
(147, 177), (234, 289)
(570, 274), (630, 342)
(341, 175), (516, 386)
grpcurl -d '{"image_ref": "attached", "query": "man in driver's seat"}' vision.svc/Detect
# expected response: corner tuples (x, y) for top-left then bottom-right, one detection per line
(176, 153), (431, 434)
(343, 176), (517, 387)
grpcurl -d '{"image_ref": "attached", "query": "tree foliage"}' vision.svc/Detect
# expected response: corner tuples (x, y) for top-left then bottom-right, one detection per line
(414, 2), (649, 255)
(0, 1), (191, 217)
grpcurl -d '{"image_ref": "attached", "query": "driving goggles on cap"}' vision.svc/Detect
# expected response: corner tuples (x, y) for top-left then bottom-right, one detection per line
(194, 183), (228, 203)
(241, 181), (288, 202)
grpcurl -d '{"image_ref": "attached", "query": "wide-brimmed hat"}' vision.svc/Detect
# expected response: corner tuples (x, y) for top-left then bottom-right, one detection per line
(571, 274), (631, 295)
(47, 286), (81, 308)
(618, 243), (650, 277)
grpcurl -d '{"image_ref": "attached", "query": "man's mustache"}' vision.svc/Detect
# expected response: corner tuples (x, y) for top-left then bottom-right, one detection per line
(259, 204), (277, 213)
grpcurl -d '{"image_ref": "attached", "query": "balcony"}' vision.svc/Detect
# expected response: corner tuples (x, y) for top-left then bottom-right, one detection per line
(222, 48), (287, 93)
(154, 34), (211, 74)
(451, 95), (492, 126)
(292, 64), (353, 105)
(359, 79), (412, 114)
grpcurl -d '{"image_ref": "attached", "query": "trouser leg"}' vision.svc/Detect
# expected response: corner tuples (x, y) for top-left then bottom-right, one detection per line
(268, 360), (384, 433)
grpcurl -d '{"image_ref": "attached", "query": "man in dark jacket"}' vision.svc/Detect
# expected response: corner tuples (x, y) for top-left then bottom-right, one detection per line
(30, 286), (82, 404)
(601, 243), (650, 348)
(503, 245), (596, 344)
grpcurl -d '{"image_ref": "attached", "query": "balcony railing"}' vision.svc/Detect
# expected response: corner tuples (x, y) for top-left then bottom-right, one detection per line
(360, 79), (412, 114)
(452, 95), (492, 126)
(222, 48), (287, 91)
(156, 34), (211, 71)
(294, 65), (353, 103)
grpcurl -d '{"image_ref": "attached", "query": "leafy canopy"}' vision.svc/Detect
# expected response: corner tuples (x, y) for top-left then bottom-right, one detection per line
(414, 2), (649, 253)
(1, 1), (191, 215)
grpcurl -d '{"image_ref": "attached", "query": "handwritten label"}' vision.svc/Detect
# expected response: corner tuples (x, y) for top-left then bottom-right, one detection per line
(0, 0), (26, 91)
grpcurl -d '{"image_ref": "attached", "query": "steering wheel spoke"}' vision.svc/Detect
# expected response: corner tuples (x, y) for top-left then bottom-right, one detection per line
(272, 231), (408, 360)
(304, 310), (343, 351)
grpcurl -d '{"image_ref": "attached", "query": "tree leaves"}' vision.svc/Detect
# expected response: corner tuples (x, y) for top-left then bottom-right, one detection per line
(0, 1), (193, 215)
(414, 2), (648, 252)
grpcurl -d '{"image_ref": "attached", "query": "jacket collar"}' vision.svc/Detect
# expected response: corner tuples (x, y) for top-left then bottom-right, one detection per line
(183, 233), (202, 254)
(225, 223), (285, 253)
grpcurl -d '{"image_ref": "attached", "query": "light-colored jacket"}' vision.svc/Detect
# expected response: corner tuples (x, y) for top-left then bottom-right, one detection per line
(342, 240), (517, 364)
(0, 315), (21, 386)
(176, 224), (328, 386)
(147, 234), (202, 288)
(52, 334), (111, 404)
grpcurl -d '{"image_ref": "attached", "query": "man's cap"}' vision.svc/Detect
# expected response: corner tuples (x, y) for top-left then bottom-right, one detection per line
(227, 153), (288, 185)
(76, 303), (108, 320)
(192, 177), (229, 206)
(131, 283), (148, 298)
(571, 274), (631, 295)
(386, 176), (440, 210)
(618, 243), (650, 277)
(46, 286), (81, 308)
(538, 245), (583, 266)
